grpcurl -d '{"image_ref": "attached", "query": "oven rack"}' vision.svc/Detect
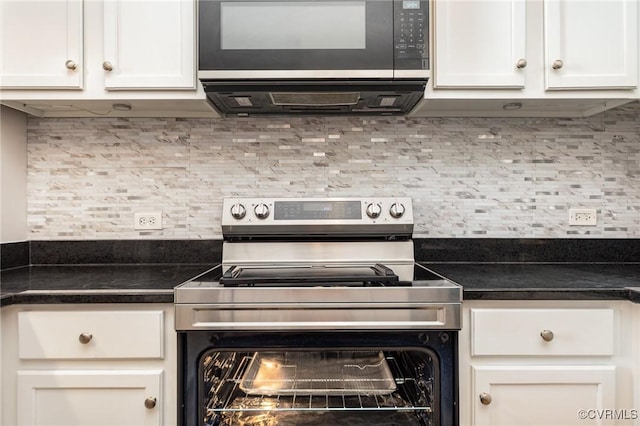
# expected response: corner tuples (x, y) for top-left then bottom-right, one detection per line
(208, 392), (433, 413)
(206, 354), (433, 413)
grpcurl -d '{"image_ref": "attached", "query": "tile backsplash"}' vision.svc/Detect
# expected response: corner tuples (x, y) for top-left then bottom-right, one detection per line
(27, 102), (639, 239)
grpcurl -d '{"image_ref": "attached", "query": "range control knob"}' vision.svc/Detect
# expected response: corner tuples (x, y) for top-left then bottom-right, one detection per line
(230, 203), (246, 220)
(389, 203), (406, 218)
(366, 203), (382, 219)
(254, 203), (270, 219)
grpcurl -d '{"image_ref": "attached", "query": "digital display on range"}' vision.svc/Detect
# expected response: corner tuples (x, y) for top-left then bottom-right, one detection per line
(274, 201), (362, 220)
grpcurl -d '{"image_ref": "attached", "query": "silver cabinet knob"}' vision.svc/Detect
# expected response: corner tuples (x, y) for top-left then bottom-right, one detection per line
(230, 203), (246, 220)
(389, 203), (405, 218)
(65, 60), (77, 70)
(366, 203), (382, 219)
(479, 392), (492, 405)
(144, 397), (157, 409)
(516, 58), (527, 69)
(102, 61), (113, 71)
(552, 59), (564, 70)
(540, 329), (554, 342)
(78, 333), (93, 344)
(254, 203), (270, 219)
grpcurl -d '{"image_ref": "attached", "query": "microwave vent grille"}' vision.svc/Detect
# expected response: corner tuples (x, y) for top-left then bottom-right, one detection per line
(270, 92), (360, 107)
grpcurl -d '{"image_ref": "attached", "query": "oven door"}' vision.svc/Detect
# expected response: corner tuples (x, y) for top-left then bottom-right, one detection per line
(178, 331), (458, 426)
(198, 0), (393, 78)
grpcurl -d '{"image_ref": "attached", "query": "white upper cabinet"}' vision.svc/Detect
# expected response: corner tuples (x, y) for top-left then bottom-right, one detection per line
(544, 0), (639, 90)
(433, 0), (638, 92)
(433, 0), (526, 88)
(0, 0), (214, 117)
(103, 0), (196, 90)
(0, 0), (83, 89)
(416, 0), (639, 117)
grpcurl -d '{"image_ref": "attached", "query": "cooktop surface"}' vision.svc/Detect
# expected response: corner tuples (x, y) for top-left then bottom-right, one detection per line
(178, 263), (454, 288)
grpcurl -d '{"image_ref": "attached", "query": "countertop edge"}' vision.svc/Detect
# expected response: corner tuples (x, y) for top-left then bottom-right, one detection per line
(463, 288), (633, 302)
(2, 288), (639, 307)
(1, 290), (174, 307)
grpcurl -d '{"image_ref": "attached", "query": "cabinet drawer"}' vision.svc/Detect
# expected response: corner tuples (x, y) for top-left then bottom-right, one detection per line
(471, 308), (614, 356)
(18, 311), (164, 359)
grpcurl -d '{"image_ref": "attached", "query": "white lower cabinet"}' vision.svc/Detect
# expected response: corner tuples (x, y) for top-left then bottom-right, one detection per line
(472, 366), (616, 426)
(17, 370), (162, 426)
(0, 304), (176, 426)
(459, 301), (637, 426)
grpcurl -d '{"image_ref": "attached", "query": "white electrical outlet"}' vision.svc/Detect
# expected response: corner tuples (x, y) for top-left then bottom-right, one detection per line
(569, 208), (597, 226)
(134, 212), (163, 230)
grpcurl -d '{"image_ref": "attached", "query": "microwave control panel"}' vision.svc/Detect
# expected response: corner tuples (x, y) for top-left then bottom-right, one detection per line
(394, 0), (429, 70)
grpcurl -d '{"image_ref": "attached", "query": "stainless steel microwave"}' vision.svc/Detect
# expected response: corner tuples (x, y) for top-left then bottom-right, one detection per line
(198, 0), (429, 115)
(199, 0), (429, 79)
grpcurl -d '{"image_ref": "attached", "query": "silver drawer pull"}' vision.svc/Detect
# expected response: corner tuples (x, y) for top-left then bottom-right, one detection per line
(78, 333), (93, 344)
(540, 329), (554, 342)
(552, 59), (564, 70)
(144, 397), (157, 409)
(479, 392), (492, 405)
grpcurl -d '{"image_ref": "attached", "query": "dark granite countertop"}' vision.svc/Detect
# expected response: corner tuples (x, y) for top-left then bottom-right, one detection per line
(422, 263), (640, 301)
(0, 264), (217, 306)
(1, 262), (639, 306)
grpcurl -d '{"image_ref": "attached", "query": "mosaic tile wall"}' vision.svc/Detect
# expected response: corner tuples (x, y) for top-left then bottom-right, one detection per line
(26, 102), (640, 239)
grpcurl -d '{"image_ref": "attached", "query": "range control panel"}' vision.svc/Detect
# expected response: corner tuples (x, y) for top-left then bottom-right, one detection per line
(221, 197), (414, 236)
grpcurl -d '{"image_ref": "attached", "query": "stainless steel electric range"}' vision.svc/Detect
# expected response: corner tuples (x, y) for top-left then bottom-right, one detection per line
(175, 197), (462, 426)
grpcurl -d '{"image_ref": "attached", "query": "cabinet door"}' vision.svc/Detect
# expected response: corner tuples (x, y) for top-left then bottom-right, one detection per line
(17, 370), (162, 426)
(102, 0), (195, 90)
(0, 0), (83, 89)
(472, 366), (616, 426)
(433, 0), (526, 88)
(544, 0), (638, 90)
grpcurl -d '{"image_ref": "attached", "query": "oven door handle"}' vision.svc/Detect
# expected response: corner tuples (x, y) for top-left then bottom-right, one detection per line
(175, 303), (461, 331)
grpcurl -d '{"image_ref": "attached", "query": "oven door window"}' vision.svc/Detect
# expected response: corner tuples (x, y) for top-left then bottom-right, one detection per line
(200, 349), (438, 425)
(199, 0), (393, 71)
